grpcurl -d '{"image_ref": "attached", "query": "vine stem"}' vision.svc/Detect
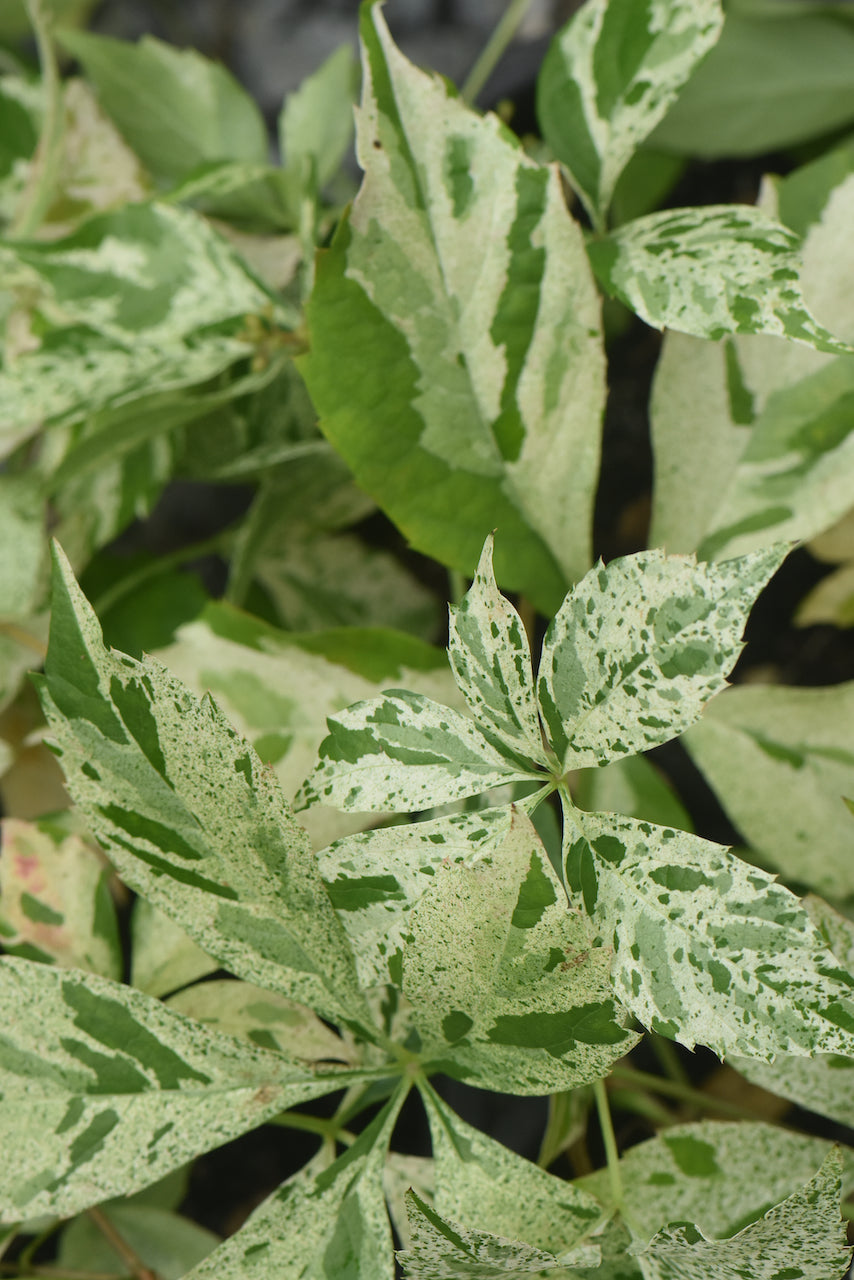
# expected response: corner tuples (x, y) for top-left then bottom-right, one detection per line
(11, 0), (64, 238)
(85, 1210), (158, 1280)
(610, 1065), (769, 1122)
(461, 0), (538, 105)
(593, 1078), (623, 1211)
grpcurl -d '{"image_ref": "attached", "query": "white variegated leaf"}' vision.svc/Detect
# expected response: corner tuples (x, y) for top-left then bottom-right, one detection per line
(39, 546), (372, 1035)
(537, 546), (785, 771)
(537, 0), (723, 229)
(683, 682), (854, 900)
(448, 534), (551, 769)
(634, 1152), (850, 1280)
(562, 807), (854, 1059)
(384, 1154), (435, 1253)
(0, 958), (368, 1223)
(588, 205), (854, 353)
(402, 809), (638, 1094)
(299, 692), (541, 815)
(182, 1089), (405, 1279)
(299, 4), (606, 614)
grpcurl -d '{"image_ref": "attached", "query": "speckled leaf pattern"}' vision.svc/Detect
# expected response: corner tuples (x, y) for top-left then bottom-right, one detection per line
(587, 205), (854, 353)
(562, 808), (854, 1059)
(299, 3), (606, 613)
(183, 1089), (405, 1279)
(537, 547), (785, 771)
(448, 535), (551, 769)
(317, 808), (517, 990)
(537, 0), (723, 229)
(0, 958), (365, 1223)
(39, 546), (372, 1034)
(634, 1152), (851, 1280)
(298, 692), (542, 815)
(420, 1083), (604, 1258)
(402, 809), (638, 1093)
(578, 1121), (841, 1244)
(683, 682), (854, 900)
(398, 1190), (596, 1278)
(0, 814), (120, 978)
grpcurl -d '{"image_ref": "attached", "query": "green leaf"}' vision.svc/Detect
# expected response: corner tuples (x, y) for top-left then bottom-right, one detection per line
(39, 545), (372, 1034)
(797, 562), (854, 628)
(579, 1120), (842, 1242)
(299, 4), (606, 614)
(537, 0), (722, 229)
(0, 958), (362, 1222)
(448, 534), (551, 769)
(56, 30), (269, 183)
(58, 1204), (219, 1279)
(130, 898), (218, 999)
(587, 205), (854, 353)
(561, 807), (854, 1058)
(0, 813), (120, 979)
(279, 44), (360, 190)
(420, 1083), (604, 1258)
(634, 1151), (850, 1280)
(649, 12), (854, 157)
(182, 1088), (405, 1279)
(402, 808), (637, 1093)
(537, 546), (784, 772)
(683, 682), (854, 901)
(299, 691), (541, 816)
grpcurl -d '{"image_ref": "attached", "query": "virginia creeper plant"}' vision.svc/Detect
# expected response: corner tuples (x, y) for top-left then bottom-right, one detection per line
(2, 0), (854, 1276)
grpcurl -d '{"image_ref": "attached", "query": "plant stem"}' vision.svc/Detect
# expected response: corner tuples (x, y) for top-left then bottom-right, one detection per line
(593, 1078), (623, 1210)
(267, 1110), (356, 1147)
(0, 623), (47, 659)
(11, 0), (64, 237)
(610, 1065), (766, 1122)
(649, 1032), (691, 1089)
(461, 0), (538, 105)
(86, 1209), (158, 1280)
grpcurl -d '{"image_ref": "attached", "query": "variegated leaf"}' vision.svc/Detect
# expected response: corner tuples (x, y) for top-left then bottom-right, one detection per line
(299, 692), (541, 815)
(683, 682), (854, 900)
(537, 546), (785, 772)
(420, 1083), (604, 1259)
(384, 1154), (435, 1252)
(634, 1152), (850, 1280)
(0, 958), (366, 1222)
(39, 545), (372, 1034)
(402, 809), (637, 1094)
(448, 535), (551, 769)
(317, 808), (516, 990)
(130, 898), (218, 999)
(587, 205), (854, 353)
(0, 813), (120, 978)
(537, 0), (723, 230)
(578, 1120), (842, 1243)
(562, 807), (854, 1059)
(182, 1089), (405, 1279)
(299, 3), (606, 614)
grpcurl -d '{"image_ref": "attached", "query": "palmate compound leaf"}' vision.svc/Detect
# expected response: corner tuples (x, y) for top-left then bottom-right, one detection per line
(182, 1086), (407, 1279)
(587, 204), (854, 354)
(299, 1), (606, 615)
(634, 1151), (851, 1280)
(399, 808), (638, 1094)
(0, 958), (372, 1223)
(561, 807), (854, 1059)
(536, 0), (723, 231)
(39, 544), (373, 1036)
(537, 545), (786, 772)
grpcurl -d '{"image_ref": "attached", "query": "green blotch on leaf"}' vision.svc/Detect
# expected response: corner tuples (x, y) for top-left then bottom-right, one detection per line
(487, 1004), (628, 1054)
(444, 134), (475, 218)
(648, 866), (713, 893)
(68, 1108), (120, 1168)
(442, 1010), (474, 1043)
(724, 337), (755, 425)
(662, 1133), (721, 1177)
(109, 674), (167, 779)
(511, 852), (557, 928)
(325, 874), (403, 911)
(19, 893), (64, 926)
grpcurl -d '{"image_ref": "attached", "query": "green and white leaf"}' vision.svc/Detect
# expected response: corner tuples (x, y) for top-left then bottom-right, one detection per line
(279, 44), (359, 190)
(448, 534), (550, 769)
(537, 547), (784, 772)
(571, 755), (692, 833)
(0, 473), (46, 618)
(562, 808), (854, 1058)
(384, 1154), (435, 1251)
(166, 978), (358, 1065)
(682, 681), (854, 901)
(40, 546), (372, 1033)
(58, 1204), (219, 1280)
(402, 809), (637, 1093)
(587, 205), (853, 353)
(536, 0), (723, 229)
(421, 1083), (604, 1258)
(0, 958), (363, 1222)
(130, 898), (218, 999)
(579, 1120), (842, 1243)
(299, 4), (606, 614)
(634, 1151), (850, 1280)
(299, 692), (541, 815)
(0, 813), (120, 978)
(183, 1090), (404, 1279)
